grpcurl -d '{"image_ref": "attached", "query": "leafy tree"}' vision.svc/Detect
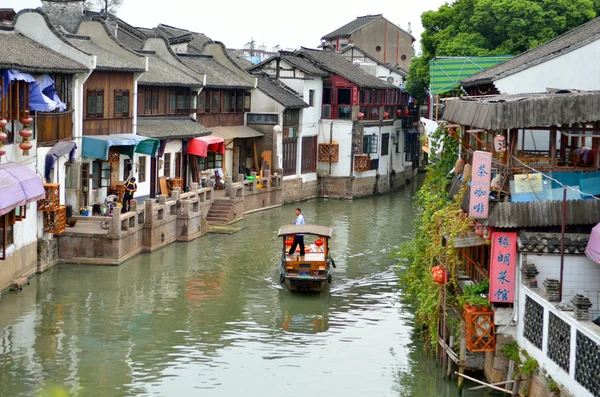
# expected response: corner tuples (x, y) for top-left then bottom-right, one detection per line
(408, 0), (598, 102)
(85, 0), (124, 14)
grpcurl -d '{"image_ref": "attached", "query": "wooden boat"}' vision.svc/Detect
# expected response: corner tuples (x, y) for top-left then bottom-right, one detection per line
(278, 224), (335, 292)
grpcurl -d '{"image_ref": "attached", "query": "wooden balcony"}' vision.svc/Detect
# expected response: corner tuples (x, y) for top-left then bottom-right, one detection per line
(36, 110), (73, 146)
(83, 117), (133, 136)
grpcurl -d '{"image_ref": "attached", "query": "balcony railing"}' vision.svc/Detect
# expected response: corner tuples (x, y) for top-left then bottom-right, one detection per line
(36, 110), (73, 146)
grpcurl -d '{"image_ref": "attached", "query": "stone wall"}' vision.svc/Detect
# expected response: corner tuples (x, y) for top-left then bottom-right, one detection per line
(352, 176), (377, 197)
(484, 333), (513, 384)
(41, 0), (85, 33)
(318, 176), (353, 199)
(0, 242), (37, 293)
(37, 236), (59, 273)
(283, 178), (318, 203)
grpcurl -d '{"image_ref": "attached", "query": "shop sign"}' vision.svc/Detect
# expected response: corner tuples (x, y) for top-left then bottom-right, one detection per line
(489, 231), (517, 303)
(469, 151), (492, 218)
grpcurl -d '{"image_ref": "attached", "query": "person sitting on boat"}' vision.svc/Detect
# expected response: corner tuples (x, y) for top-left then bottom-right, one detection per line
(288, 208), (305, 256)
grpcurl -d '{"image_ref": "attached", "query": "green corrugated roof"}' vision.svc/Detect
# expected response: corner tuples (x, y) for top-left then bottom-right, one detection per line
(429, 56), (513, 95)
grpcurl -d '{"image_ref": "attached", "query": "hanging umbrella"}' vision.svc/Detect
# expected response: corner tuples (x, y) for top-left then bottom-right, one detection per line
(585, 222), (600, 264)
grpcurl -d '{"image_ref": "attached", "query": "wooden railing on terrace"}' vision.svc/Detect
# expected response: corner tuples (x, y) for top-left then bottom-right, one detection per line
(36, 110), (73, 146)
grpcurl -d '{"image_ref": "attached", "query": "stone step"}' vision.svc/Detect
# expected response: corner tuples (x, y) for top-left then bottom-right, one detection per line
(210, 205), (233, 211)
(208, 210), (231, 216)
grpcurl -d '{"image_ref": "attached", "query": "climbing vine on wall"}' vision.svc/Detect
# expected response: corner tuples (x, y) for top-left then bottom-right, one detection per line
(397, 125), (473, 347)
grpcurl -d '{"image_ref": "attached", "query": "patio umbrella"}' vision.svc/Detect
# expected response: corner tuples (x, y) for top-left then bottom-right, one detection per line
(585, 222), (600, 264)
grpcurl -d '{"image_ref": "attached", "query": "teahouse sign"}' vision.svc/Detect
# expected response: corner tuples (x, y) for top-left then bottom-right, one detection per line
(489, 231), (517, 303)
(469, 151), (492, 219)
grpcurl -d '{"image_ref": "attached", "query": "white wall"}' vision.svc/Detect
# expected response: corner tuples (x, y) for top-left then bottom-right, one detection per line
(524, 253), (600, 310)
(161, 140), (182, 178)
(317, 120), (354, 177)
(495, 40), (600, 94)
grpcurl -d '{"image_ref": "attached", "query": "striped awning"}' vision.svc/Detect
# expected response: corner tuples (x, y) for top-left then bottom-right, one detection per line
(429, 56), (513, 95)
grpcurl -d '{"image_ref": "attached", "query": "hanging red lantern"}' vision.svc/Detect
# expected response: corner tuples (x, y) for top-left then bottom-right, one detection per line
(396, 109), (402, 117)
(431, 265), (448, 285)
(19, 128), (32, 138)
(314, 239), (324, 247)
(0, 131), (6, 143)
(357, 112), (365, 120)
(0, 119), (7, 128)
(19, 117), (33, 126)
(0, 147), (5, 157)
(383, 111), (390, 119)
(494, 134), (507, 153)
(19, 140), (33, 155)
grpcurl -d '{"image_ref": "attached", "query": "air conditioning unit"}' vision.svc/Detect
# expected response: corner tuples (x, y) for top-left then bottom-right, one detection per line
(386, 76), (395, 84)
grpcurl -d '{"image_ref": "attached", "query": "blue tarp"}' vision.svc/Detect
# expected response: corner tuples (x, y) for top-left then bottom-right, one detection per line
(509, 171), (600, 202)
(111, 134), (159, 157)
(1, 70), (66, 112)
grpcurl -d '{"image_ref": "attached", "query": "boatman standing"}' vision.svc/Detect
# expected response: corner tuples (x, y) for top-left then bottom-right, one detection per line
(289, 208), (305, 256)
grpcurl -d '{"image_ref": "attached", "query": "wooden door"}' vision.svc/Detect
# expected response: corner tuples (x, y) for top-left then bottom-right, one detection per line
(175, 152), (182, 178)
(233, 145), (241, 181)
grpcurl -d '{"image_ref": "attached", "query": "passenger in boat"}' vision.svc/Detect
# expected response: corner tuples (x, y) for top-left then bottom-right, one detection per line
(289, 208), (305, 256)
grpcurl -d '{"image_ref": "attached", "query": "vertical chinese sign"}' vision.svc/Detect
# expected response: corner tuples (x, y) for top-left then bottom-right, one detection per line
(489, 231), (517, 303)
(469, 151), (492, 219)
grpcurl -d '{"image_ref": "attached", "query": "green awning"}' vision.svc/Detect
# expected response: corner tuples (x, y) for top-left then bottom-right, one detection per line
(429, 56), (513, 95)
(111, 133), (159, 157)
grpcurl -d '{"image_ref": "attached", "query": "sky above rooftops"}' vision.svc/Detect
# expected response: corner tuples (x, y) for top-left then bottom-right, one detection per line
(8, 0), (448, 53)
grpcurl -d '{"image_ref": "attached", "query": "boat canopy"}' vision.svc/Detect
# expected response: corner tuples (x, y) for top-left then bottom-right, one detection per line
(278, 225), (333, 238)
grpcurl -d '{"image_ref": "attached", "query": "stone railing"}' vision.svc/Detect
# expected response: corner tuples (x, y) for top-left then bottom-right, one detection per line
(518, 285), (600, 397)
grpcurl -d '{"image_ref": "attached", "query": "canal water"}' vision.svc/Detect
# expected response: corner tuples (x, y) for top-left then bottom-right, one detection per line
(0, 180), (496, 397)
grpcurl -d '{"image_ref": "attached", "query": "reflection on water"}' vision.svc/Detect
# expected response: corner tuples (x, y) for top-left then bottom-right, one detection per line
(0, 177), (491, 396)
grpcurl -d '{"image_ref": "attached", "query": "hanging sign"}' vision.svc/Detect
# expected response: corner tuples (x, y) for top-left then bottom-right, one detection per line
(469, 151), (492, 218)
(489, 231), (517, 303)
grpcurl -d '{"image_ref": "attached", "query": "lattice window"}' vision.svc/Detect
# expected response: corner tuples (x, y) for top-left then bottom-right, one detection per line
(576, 331), (600, 397)
(38, 183), (60, 212)
(354, 154), (370, 172)
(524, 296), (544, 349)
(547, 313), (571, 373)
(318, 143), (339, 163)
(43, 205), (66, 234)
(464, 307), (495, 352)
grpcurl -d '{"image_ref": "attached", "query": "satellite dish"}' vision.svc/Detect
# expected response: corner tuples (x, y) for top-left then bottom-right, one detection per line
(386, 76), (395, 84)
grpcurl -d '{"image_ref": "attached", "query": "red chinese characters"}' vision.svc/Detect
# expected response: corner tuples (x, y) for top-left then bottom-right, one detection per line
(489, 232), (517, 303)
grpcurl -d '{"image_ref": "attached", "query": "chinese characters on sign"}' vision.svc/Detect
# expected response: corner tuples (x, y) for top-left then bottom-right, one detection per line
(489, 231), (517, 303)
(469, 151), (493, 218)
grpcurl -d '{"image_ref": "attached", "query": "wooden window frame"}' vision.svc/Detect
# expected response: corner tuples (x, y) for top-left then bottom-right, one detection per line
(206, 152), (223, 169)
(301, 136), (317, 173)
(114, 89), (130, 118)
(163, 153), (171, 178)
(243, 92), (251, 112)
(309, 90), (315, 107)
(363, 134), (379, 154)
(92, 160), (110, 189)
(282, 137), (297, 176)
(222, 91), (235, 113)
(138, 156), (147, 183)
(144, 89), (159, 115)
(0, 210), (15, 260)
(198, 91), (206, 114)
(169, 90), (191, 114)
(86, 89), (104, 119)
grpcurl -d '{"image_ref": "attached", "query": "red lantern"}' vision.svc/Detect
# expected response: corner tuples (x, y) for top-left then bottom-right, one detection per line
(19, 117), (33, 126)
(396, 109), (402, 117)
(19, 128), (33, 138)
(475, 224), (484, 236)
(19, 140), (33, 155)
(0, 131), (6, 142)
(314, 239), (324, 247)
(358, 112), (365, 120)
(431, 265), (448, 285)
(383, 111), (390, 119)
(0, 119), (7, 128)
(0, 147), (5, 157)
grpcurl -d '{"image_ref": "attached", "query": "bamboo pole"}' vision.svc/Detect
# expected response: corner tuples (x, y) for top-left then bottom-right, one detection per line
(446, 335), (455, 378)
(469, 380), (515, 391)
(455, 372), (513, 394)
(458, 322), (466, 390)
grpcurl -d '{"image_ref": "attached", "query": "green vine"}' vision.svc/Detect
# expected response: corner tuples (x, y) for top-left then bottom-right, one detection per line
(396, 125), (472, 347)
(502, 341), (539, 378)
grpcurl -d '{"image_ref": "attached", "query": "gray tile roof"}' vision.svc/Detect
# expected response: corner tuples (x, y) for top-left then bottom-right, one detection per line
(280, 53), (329, 76)
(0, 30), (88, 74)
(462, 17), (600, 87)
(179, 55), (253, 89)
(227, 50), (254, 70)
(255, 75), (308, 108)
(137, 117), (211, 139)
(443, 90), (600, 130)
(155, 24), (212, 54)
(322, 14), (382, 40)
(518, 232), (589, 254)
(298, 48), (397, 89)
(68, 36), (146, 72)
(137, 52), (203, 88)
(84, 12), (147, 50)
